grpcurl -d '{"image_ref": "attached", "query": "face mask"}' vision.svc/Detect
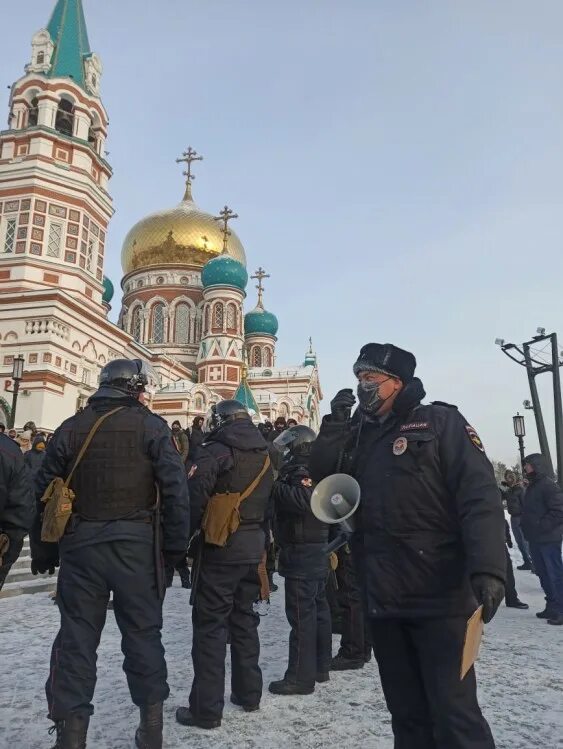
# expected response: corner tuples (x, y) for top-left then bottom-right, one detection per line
(172, 426), (181, 432)
(357, 378), (392, 416)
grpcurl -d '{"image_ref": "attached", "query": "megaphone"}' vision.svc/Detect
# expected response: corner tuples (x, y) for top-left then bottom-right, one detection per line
(311, 474), (361, 533)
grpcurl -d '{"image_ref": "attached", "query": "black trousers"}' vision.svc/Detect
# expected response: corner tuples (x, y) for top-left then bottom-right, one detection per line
(335, 545), (371, 660)
(504, 546), (518, 604)
(46, 540), (168, 720)
(189, 563), (262, 721)
(0, 534), (24, 591)
(371, 617), (495, 749)
(284, 577), (332, 686)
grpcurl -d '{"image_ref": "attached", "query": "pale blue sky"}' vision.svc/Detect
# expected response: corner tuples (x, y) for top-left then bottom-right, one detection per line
(3, 1), (563, 462)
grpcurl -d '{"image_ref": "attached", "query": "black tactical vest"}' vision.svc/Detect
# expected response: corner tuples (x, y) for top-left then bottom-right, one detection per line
(214, 447), (272, 524)
(68, 405), (156, 520)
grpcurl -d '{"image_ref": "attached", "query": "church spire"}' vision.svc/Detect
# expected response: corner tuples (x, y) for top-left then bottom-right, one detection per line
(46, 0), (91, 89)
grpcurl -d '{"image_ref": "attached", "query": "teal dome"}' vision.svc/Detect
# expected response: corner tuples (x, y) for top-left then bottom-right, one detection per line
(245, 307), (279, 337)
(201, 255), (248, 291)
(102, 276), (114, 304)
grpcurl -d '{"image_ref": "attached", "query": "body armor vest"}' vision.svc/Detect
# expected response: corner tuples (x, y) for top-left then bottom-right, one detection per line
(68, 405), (156, 520)
(214, 446), (271, 525)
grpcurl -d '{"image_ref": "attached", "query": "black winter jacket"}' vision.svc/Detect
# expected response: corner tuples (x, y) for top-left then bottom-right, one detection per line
(24, 443), (46, 482)
(309, 379), (506, 619)
(273, 459), (329, 580)
(33, 394), (190, 555)
(521, 454), (563, 544)
(505, 484), (525, 517)
(189, 419), (274, 565)
(0, 433), (34, 543)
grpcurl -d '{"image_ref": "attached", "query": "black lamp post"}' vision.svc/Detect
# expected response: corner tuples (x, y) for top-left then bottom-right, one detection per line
(7, 354), (25, 429)
(513, 412), (526, 470)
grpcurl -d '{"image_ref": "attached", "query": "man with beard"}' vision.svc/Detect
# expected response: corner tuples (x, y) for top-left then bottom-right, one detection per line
(310, 343), (505, 749)
(176, 400), (274, 729)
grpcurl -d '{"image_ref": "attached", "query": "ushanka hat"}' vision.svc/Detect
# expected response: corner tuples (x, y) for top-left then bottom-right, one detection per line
(353, 343), (416, 383)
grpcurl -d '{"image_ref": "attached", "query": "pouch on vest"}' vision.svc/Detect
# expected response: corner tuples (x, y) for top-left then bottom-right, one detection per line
(202, 454), (271, 547)
(40, 407), (124, 543)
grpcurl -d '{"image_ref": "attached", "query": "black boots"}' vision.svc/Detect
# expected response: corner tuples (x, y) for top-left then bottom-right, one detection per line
(135, 703), (163, 749)
(49, 715), (89, 749)
(330, 654), (365, 671)
(230, 693), (260, 712)
(506, 599), (529, 609)
(175, 707), (221, 729)
(268, 678), (314, 695)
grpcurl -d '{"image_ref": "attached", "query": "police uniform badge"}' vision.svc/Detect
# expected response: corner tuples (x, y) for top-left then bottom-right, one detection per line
(465, 425), (485, 453)
(393, 437), (408, 456)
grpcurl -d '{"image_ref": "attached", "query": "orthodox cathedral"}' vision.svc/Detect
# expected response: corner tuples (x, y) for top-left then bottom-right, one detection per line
(0, 0), (322, 432)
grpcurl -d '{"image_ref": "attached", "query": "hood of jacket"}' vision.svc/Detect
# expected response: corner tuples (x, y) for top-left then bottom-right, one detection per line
(524, 453), (552, 480)
(205, 418), (268, 452)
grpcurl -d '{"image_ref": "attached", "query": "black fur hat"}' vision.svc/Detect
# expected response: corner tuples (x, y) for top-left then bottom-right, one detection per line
(353, 343), (416, 383)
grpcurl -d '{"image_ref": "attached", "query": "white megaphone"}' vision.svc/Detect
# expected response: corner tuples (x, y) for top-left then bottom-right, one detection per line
(310, 474), (361, 534)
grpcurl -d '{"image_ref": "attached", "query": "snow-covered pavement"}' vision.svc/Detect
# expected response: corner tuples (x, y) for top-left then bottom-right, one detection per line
(1, 555), (562, 749)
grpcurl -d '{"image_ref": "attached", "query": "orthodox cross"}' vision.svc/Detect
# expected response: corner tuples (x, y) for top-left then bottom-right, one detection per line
(214, 205), (238, 253)
(251, 266), (270, 307)
(176, 147), (203, 200)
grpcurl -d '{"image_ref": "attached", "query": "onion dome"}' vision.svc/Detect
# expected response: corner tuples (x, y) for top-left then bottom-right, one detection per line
(304, 338), (317, 366)
(102, 275), (114, 304)
(244, 306), (279, 337)
(202, 254), (248, 291)
(121, 167), (246, 275)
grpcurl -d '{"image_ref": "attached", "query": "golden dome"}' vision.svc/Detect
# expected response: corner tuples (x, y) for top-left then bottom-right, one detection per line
(121, 187), (246, 275)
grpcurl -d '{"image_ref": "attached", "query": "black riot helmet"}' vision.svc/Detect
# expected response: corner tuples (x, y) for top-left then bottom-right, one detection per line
(203, 400), (251, 434)
(98, 358), (149, 396)
(273, 424), (316, 459)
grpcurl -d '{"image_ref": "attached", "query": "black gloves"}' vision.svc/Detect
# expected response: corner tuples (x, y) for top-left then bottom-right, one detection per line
(471, 574), (505, 624)
(31, 552), (59, 576)
(330, 389), (356, 422)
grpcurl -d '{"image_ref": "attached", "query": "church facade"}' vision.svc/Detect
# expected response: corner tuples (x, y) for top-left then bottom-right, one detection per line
(0, 0), (322, 432)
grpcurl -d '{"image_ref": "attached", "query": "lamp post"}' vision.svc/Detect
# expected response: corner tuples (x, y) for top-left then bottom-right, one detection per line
(513, 412), (526, 471)
(7, 354), (25, 429)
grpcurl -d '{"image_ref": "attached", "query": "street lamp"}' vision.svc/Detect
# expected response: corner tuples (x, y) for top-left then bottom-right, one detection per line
(513, 412), (526, 469)
(7, 354), (25, 429)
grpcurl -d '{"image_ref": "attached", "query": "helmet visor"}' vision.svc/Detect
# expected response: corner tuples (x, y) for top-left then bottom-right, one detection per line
(202, 406), (217, 435)
(272, 429), (298, 453)
(137, 360), (160, 395)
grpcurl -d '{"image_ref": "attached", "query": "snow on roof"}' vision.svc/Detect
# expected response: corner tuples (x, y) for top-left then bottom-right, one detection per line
(248, 365), (314, 380)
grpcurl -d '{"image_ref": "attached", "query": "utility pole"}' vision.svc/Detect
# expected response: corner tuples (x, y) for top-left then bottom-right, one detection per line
(496, 329), (563, 481)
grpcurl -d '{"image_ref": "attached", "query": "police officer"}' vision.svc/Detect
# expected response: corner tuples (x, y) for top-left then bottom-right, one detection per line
(0, 428), (33, 591)
(32, 359), (190, 749)
(310, 343), (506, 749)
(176, 400), (274, 729)
(268, 425), (332, 695)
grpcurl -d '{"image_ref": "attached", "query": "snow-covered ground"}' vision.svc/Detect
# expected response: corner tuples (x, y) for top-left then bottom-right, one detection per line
(1, 550), (562, 749)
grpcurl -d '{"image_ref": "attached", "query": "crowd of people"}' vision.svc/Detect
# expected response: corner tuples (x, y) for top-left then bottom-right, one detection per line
(1, 344), (562, 749)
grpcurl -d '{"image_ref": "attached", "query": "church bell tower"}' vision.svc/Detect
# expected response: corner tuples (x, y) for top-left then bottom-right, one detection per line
(0, 0), (113, 309)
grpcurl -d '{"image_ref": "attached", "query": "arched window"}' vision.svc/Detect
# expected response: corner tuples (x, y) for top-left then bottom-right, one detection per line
(55, 98), (74, 137)
(212, 302), (224, 331)
(226, 303), (237, 331)
(37, 51), (45, 65)
(131, 308), (142, 342)
(204, 306), (210, 334)
(28, 97), (39, 127)
(152, 303), (165, 343)
(264, 347), (273, 367)
(175, 303), (190, 343)
(194, 394), (205, 411)
(252, 346), (262, 368)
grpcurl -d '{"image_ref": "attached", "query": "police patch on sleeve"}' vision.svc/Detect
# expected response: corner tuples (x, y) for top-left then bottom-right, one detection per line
(465, 425), (485, 453)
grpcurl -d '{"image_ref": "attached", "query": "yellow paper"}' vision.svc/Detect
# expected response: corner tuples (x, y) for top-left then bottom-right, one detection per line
(460, 605), (484, 680)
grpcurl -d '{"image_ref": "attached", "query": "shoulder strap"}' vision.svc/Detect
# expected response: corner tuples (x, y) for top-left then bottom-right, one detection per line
(64, 407), (125, 488)
(239, 454), (271, 502)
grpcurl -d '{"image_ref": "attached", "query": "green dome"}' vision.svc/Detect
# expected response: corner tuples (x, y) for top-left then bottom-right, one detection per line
(201, 255), (248, 291)
(102, 275), (114, 304)
(245, 307), (279, 337)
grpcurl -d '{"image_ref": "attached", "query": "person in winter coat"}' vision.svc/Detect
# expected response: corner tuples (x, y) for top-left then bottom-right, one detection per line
(268, 425), (331, 695)
(171, 421), (189, 463)
(0, 431), (34, 590)
(24, 434), (47, 481)
(521, 453), (563, 625)
(176, 400), (274, 730)
(503, 470), (533, 570)
(188, 416), (205, 459)
(309, 343), (506, 749)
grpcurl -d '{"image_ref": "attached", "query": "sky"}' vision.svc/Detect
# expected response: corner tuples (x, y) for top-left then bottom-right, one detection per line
(2, 0), (563, 463)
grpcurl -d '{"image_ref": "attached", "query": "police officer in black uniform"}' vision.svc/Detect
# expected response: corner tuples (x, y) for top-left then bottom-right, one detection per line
(0, 429), (33, 591)
(176, 400), (274, 730)
(268, 425), (332, 695)
(310, 343), (506, 749)
(31, 359), (190, 749)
